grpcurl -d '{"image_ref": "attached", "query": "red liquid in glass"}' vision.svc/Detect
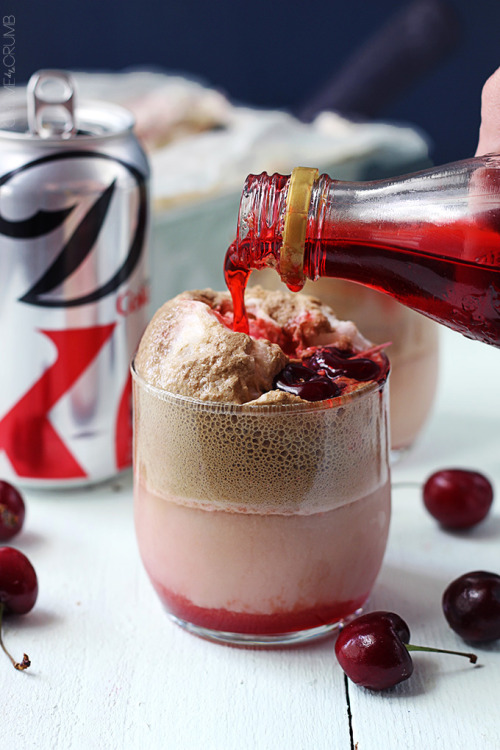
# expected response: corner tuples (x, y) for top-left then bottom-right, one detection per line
(224, 220), (500, 347)
(152, 581), (366, 636)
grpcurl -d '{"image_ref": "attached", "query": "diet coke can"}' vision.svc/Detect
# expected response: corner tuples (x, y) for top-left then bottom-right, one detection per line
(0, 70), (150, 486)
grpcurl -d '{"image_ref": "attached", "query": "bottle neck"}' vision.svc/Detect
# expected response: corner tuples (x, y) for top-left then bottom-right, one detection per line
(234, 168), (322, 290)
(224, 172), (291, 332)
(236, 171), (290, 271)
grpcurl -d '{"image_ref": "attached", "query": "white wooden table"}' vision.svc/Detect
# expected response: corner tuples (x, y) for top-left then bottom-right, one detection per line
(3, 325), (499, 750)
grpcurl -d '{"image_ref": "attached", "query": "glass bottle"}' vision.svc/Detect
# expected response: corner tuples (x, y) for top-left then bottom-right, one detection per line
(224, 159), (500, 348)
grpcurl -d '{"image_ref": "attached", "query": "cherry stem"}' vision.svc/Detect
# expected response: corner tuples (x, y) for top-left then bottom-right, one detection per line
(406, 643), (477, 664)
(0, 603), (31, 671)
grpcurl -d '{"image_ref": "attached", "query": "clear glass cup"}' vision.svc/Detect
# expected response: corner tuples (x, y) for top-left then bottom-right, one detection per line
(132, 360), (391, 647)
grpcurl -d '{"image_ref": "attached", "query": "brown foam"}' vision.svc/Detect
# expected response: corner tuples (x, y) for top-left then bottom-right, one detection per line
(133, 370), (390, 515)
(133, 286), (390, 514)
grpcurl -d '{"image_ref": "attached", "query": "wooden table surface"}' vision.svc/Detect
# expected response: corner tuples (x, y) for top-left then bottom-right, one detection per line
(3, 325), (499, 750)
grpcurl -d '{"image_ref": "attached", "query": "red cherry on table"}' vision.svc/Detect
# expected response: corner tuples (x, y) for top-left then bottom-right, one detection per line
(0, 547), (38, 615)
(443, 571), (500, 643)
(0, 481), (25, 541)
(423, 469), (494, 529)
(0, 547), (38, 670)
(335, 611), (477, 691)
(335, 611), (414, 690)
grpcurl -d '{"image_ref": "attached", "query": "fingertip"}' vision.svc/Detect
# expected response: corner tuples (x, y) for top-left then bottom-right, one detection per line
(476, 66), (500, 156)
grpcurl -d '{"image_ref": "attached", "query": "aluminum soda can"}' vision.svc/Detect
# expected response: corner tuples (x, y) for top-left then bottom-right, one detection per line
(0, 70), (150, 486)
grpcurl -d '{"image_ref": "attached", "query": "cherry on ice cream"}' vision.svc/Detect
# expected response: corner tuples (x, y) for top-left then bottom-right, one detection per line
(273, 362), (340, 401)
(273, 345), (384, 402)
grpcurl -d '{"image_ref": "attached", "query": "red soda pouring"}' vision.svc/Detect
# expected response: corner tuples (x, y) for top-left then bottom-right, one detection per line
(224, 161), (500, 347)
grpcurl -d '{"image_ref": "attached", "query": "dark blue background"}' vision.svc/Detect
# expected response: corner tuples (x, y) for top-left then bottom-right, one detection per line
(13, 0), (500, 164)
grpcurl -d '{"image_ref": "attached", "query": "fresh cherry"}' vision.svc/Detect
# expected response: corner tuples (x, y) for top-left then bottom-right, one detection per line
(0, 547), (38, 670)
(423, 468), (494, 529)
(335, 612), (413, 690)
(443, 571), (500, 643)
(335, 611), (477, 691)
(0, 480), (25, 541)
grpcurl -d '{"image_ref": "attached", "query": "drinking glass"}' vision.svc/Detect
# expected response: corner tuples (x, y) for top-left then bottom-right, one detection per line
(132, 359), (391, 646)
